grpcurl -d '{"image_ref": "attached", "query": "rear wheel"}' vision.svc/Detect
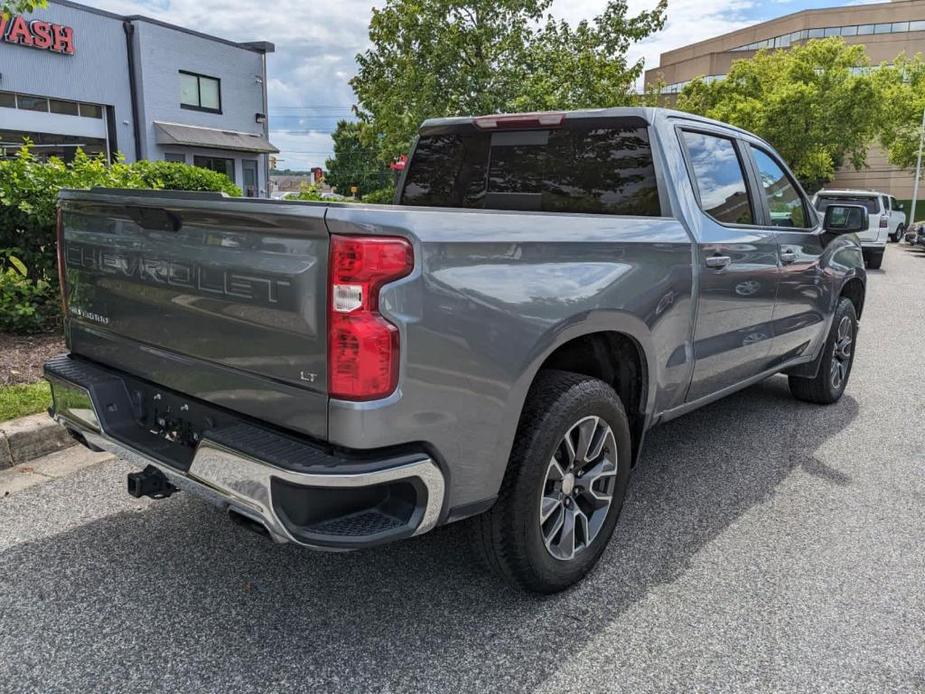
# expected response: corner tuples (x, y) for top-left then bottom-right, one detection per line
(470, 370), (632, 593)
(789, 297), (857, 405)
(893, 225), (905, 243)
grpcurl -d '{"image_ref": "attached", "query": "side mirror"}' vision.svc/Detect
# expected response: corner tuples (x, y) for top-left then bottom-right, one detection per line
(823, 204), (869, 234)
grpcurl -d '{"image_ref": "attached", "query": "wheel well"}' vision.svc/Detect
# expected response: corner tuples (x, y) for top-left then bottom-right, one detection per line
(536, 332), (647, 465)
(841, 278), (865, 320)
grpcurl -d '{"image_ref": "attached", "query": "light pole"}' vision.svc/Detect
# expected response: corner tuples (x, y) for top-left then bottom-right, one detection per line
(909, 104), (925, 230)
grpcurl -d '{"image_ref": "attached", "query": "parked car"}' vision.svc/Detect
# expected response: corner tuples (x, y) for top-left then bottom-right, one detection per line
(45, 108), (867, 593)
(812, 189), (905, 269)
(911, 223), (925, 248)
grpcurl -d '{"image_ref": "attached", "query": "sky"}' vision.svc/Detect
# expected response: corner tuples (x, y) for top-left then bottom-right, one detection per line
(86, 0), (875, 170)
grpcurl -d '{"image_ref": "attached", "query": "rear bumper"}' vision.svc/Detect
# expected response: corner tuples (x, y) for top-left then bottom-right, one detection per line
(44, 354), (445, 550)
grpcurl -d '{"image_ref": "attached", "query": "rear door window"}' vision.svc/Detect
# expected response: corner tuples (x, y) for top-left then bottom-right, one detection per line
(680, 130), (754, 225)
(400, 120), (662, 216)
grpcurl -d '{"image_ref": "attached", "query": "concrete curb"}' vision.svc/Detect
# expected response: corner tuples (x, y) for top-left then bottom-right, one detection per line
(0, 414), (75, 469)
(0, 446), (114, 496)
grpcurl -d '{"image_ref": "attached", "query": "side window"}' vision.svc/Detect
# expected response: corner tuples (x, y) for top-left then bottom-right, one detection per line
(681, 130), (754, 225)
(881, 195), (890, 212)
(749, 146), (813, 229)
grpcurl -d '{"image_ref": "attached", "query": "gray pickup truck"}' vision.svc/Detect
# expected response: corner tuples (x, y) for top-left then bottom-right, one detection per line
(46, 108), (867, 592)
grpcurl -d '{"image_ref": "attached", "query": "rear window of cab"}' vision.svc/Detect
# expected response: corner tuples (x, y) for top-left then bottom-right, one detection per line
(400, 119), (662, 217)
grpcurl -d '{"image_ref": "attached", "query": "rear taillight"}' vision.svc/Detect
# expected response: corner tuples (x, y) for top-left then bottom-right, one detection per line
(879, 216), (889, 228)
(328, 234), (413, 401)
(56, 206), (68, 316)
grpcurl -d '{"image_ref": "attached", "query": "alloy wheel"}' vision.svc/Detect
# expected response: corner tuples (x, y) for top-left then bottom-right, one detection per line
(830, 315), (853, 391)
(540, 416), (618, 561)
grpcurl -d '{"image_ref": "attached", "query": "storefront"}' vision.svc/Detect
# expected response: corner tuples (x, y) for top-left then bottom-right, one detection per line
(0, 0), (276, 196)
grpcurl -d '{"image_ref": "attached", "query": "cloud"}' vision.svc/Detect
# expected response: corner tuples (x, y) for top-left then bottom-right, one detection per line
(86, 0), (761, 170)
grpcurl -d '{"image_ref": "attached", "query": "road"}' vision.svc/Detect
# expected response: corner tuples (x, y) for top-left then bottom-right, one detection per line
(1, 244), (923, 693)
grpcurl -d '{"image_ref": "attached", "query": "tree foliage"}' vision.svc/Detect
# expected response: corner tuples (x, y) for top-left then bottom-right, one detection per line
(875, 54), (925, 169)
(324, 120), (391, 196)
(349, 0), (666, 163)
(1, 0), (44, 18)
(675, 38), (880, 190)
(511, 1), (666, 112)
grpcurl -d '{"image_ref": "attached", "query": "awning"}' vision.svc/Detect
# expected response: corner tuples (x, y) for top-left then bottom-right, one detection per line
(154, 121), (279, 154)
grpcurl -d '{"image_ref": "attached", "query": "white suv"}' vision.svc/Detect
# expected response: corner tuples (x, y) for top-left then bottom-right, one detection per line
(812, 190), (906, 269)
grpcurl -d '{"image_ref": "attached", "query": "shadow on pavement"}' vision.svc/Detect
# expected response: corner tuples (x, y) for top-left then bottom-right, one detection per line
(0, 377), (858, 691)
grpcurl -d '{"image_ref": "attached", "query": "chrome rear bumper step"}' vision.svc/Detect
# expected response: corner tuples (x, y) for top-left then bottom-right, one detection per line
(44, 354), (445, 550)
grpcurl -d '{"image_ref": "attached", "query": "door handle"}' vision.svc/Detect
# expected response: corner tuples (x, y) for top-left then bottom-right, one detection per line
(780, 250), (797, 265)
(705, 255), (732, 269)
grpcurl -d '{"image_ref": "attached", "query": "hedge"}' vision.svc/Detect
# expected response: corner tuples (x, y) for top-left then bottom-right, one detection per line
(0, 147), (240, 334)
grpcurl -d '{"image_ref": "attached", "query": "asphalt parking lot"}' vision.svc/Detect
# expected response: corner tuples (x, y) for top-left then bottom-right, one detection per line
(1, 244), (923, 693)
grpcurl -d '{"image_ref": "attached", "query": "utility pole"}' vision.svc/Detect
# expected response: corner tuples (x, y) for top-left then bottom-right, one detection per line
(909, 105), (925, 229)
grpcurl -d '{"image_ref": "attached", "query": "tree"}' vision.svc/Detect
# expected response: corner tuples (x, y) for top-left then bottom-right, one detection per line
(511, 1), (666, 112)
(1, 0), (44, 17)
(324, 120), (391, 196)
(350, 0), (666, 162)
(675, 38), (881, 191)
(875, 54), (925, 169)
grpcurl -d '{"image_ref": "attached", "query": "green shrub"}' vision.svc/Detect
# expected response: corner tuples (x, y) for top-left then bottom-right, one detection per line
(0, 145), (241, 333)
(129, 160), (241, 197)
(361, 186), (396, 204)
(292, 183), (328, 202)
(0, 254), (53, 334)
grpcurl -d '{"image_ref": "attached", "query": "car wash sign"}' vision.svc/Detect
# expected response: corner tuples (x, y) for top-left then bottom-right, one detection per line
(0, 15), (75, 55)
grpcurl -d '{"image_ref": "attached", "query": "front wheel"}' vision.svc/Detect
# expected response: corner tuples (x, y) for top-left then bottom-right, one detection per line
(892, 225), (905, 243)
(469, 370), (632, 593)
(789, 297), (857, 404)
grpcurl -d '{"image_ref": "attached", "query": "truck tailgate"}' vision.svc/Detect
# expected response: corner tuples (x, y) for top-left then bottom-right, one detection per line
(58, 190), (330, 439)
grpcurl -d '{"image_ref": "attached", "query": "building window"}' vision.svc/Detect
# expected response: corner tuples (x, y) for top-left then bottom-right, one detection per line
(0, 92), (14, 109)
(194, 155), (235, 183)
(165, 153), (186, 163)
(911, 20), (925, 32)
(874, 23), (892, 34)
(79, 103), (102, 119)
(180, 71), (222, 113)
(892, 22), (910, 33)
(50, 99), (79, 116)
(17, 95), (48, 112)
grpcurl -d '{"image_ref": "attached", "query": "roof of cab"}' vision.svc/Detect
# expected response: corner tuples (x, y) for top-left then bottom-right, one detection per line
(418, 106), (771, 145)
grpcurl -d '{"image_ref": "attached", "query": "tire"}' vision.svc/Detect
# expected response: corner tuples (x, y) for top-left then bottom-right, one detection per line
(788, 297), (858, 405)
(893, 225), (905, 243)
(469, 370), (632, 593)
(866, 251), (884, 269)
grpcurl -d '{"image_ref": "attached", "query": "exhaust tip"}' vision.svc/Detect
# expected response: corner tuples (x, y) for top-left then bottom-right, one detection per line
(228, 509), (273, 540)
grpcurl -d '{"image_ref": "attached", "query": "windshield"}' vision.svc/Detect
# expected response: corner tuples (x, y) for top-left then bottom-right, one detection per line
(400, 119), (662, 216)
(814, 195), (880, 214)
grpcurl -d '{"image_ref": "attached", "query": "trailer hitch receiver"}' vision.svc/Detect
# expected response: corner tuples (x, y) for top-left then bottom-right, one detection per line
(127, 465), (178, 499)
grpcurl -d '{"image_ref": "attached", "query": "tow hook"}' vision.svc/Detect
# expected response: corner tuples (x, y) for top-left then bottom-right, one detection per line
(127, 465), (178, 499)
